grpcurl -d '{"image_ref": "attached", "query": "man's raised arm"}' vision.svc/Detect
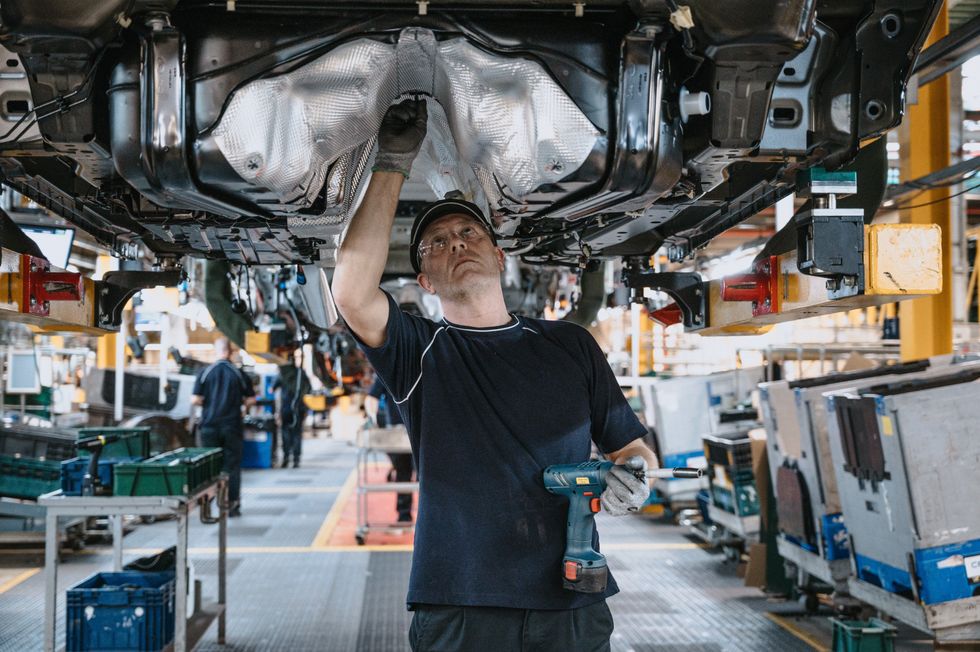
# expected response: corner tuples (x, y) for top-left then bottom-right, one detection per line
(331, 99), (427, 348)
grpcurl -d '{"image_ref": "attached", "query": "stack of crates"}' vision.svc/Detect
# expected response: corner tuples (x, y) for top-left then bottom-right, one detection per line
(66, 571), (175, 651)
(61, 428), (152, 496)
(0, 455), (62, 499)
(0, 427), (77, 499)
(703, 430), (759, 517)
(0, 426), (77, 460)
(113, 448), (223, 496)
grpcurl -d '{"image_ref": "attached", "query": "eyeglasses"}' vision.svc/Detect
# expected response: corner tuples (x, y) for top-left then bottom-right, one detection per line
(418, 224), (489, 258)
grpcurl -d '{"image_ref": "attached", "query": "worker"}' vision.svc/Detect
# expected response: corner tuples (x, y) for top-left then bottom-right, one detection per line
(274, 356), (312, 468)
(364, 375), (415, 523)
(191, 337), (256, 517)
(332, 99), (658, 652)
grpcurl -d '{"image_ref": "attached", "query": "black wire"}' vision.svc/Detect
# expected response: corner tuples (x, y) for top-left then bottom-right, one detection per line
(0, 44), (116, 146)
(893, 183), (980, 210)
(243, 265), (254, 317)
(894, 169), (979, 204)
(289, 342), (305, 430)
(283, 291), (308, 429)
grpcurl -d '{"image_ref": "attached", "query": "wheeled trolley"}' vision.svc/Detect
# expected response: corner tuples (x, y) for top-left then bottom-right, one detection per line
(355, 426), (418, 545)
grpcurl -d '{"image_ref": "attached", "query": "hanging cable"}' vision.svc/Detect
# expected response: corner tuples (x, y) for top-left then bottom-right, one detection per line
(893, 183), (980, 210)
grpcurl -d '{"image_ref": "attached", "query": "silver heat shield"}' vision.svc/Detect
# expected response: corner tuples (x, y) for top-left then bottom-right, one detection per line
(212, 28), (599, 227)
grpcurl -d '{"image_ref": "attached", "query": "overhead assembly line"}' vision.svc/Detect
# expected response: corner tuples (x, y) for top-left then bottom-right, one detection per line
(0, 0), (978, 651)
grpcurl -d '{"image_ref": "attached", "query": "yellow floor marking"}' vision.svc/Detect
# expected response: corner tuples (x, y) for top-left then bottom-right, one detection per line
(311, 468), (359, 548)
(242, 486), (343, 495)
(603, 542), (709, 550)
(764, 612), (830, 652)
(0, 568), (40, 594)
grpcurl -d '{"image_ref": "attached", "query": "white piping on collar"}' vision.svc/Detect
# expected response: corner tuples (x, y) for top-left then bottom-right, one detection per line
(441, 315), (520, 333)
(393, 326), (447, 405)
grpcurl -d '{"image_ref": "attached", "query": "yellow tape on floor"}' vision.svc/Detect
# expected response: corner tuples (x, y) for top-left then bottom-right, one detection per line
(0, 568), (40, 594)
(311, 468), (359, 548)
(763, 612), (829, 651)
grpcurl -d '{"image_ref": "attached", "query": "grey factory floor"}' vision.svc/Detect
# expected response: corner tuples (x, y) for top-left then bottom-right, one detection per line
(0, 437), (940, 651)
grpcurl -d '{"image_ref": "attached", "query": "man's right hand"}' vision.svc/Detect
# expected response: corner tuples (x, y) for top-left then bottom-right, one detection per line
(373, 98), (428, 178)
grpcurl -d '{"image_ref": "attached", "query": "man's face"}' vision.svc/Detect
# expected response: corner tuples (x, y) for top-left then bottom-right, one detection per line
(416, 213), (504, 299)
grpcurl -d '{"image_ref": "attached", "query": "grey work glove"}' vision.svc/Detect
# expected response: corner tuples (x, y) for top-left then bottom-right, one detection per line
(600, 457), (651, 516)
(372, 98), (428, 178)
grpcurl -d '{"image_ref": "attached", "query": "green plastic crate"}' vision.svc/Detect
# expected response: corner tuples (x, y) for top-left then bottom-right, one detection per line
(113, 448), (222, 497)
(179, 448), (224, 481)
(832, 618), (897, 652)
(0, 455), (62, 499)
(77, 428), (150, 459)
(152, 448), (223, 488)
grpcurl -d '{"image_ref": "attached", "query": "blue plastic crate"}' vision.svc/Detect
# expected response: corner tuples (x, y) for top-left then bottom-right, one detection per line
(61, 457), (143, 496)
(821, 513), (850, 561)
(66, 571), (175, 651)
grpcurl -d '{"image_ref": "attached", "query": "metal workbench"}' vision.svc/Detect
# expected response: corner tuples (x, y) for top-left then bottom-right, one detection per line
(38, 477), (228, 652)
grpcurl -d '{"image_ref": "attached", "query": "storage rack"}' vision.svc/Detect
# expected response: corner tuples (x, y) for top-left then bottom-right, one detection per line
(39, 476), (229, 652)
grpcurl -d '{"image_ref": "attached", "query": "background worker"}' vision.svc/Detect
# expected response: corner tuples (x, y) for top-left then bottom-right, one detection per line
(364, 375), (415, 523)
(332, 98), (658, 651)
(192, 337), (256, 517)
(274, 356), (312, 468)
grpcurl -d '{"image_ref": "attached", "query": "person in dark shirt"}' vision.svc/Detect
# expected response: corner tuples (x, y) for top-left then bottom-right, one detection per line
(273, 359), (312, 468)
(192, 337), (256, 517)
(365, 376), (414, 522)
(331, 100), (658, 652)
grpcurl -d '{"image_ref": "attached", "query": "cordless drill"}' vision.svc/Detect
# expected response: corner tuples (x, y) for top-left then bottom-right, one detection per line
(543, 457), (702, 593)
(77, 433), (129, 496)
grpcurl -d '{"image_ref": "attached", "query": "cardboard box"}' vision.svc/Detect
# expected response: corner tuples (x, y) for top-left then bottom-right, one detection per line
(744, 542), (767, 588)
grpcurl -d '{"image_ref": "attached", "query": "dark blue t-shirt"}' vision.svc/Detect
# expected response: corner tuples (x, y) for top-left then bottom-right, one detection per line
(354, 292), (645, 610)
(193, 360), (255, 430)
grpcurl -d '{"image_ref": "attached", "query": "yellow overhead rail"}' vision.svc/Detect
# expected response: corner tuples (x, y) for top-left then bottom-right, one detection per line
(626, 168), (943, 336)
(696, 223), (941, 336)
(0, 248), (104, 334)
(0, 248), (181, 334)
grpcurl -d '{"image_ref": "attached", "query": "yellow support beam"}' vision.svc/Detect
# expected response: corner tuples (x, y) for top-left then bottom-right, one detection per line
(899, 5), (952, 360)
(680, 224), (942, 336)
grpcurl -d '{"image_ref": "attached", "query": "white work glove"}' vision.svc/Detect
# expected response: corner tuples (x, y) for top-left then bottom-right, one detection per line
(600, 457), (650, 516)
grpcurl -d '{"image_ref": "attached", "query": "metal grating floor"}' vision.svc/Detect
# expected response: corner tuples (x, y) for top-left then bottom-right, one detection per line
(0, 437), (846, 651)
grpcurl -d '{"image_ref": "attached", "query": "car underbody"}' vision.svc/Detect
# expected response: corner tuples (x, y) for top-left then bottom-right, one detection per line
(0, 0), (943, 272)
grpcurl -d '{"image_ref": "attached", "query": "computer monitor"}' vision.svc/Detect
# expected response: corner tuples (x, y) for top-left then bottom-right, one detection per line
(5, 349), (41, 394)
(18, 225), (75, 269)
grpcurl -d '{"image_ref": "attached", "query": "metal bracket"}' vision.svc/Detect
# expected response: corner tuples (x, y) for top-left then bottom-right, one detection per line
(622, 267), (706, 329)
(97, 270), (182, 329)
(21, 255), (85, 317)
(721, 256), (779, 317)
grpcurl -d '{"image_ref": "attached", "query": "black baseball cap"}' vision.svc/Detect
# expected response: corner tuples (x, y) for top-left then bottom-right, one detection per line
(409, 198), (497, 273)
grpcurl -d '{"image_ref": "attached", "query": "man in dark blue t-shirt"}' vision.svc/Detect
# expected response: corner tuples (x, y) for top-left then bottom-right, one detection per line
(332, 99), (657, 652)
(192, 337), (256, 516)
